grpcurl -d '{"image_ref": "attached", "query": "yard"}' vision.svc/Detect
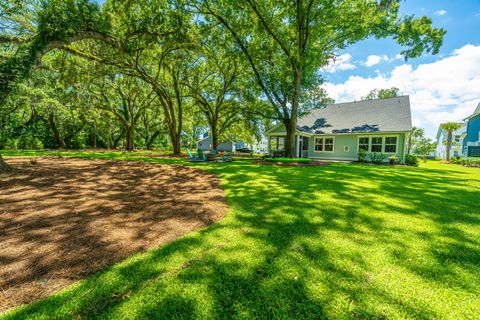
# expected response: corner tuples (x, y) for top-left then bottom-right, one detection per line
(1, 152), (479, 319)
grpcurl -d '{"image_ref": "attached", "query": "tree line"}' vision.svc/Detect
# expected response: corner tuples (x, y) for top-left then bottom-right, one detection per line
(0, 0), (445, 170)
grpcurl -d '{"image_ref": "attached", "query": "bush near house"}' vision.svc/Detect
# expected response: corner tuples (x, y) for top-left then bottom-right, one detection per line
(405, 154), (419, 167)
(368, 152), (388, 164)
(358, 149), (368, 162)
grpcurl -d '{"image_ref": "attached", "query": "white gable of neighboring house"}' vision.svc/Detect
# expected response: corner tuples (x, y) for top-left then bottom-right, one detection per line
(435, 124), (466, 159)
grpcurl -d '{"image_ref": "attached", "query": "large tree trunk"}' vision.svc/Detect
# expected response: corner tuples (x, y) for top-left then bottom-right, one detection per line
(407, 134), (412, 154)
(211, 122), (218, 151)
(446, 132), (452, 162)
(113, 133), (123, 149)
(285, 68), (302, 158)
(0, 153), (11, 172)
(49, 113), (66, 149)
(170, 128), (181, 155)
(146, 130), (160, 150)
(125, 126), (134, 151)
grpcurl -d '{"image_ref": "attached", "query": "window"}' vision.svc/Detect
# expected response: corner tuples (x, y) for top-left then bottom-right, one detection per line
(325, 138), (334, 151)
(384, 137), (397, 153)
(455, 135), (461, 143)
(314, 137), (334, 152)
(315, 138), (324, 151)
(358, 136), (398, 153)
(270, 136), (285, 150)
(359, 137), (369, 151)
(371, 137), (382, 152)
(343, 146), (350, 152)
(278, 137), (285, 150)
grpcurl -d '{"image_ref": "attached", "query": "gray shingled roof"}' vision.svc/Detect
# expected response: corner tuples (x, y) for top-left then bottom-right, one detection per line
(297, 96), (412, 134)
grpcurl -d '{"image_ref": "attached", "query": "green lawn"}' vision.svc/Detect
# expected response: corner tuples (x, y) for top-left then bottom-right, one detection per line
(264, 157), (312, 163)
(2, 151), (479, 319)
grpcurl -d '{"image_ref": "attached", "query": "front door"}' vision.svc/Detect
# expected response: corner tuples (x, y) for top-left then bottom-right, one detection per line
(302, 137), (309, 158)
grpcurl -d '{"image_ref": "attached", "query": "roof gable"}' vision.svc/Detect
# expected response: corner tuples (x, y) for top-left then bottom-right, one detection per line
(297, 96), (412, 134)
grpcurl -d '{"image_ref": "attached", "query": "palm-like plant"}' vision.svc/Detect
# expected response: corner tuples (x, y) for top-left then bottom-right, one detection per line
(408, 127), (425, 154)
(441, 122), (463, 161)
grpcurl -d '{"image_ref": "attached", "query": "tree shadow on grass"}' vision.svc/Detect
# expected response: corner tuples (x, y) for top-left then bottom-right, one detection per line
(3, 158), (480, 319)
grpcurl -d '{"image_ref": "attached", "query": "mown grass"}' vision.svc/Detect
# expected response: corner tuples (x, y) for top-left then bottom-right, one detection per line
(1, 150), (479, 319)
(264, 157), (312, 163)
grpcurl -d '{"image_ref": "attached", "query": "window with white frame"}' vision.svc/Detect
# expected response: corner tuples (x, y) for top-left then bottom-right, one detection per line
(371, 137), (383, 152)
(315, 137), (334, 152)
(384, 137), (397, 153)
(358, 136), (398, 153)
(359, 137), (369, 151)
(270, 136), (285, 150)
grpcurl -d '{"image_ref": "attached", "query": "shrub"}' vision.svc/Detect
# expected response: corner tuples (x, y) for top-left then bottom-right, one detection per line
(461, 158), (480, 167)
(368, 152), (387, 164)
(357, 149), (368, 162)
(452, 156), (463, 164)
(388, 155), (397, 165)
(405, 154), (419, 166)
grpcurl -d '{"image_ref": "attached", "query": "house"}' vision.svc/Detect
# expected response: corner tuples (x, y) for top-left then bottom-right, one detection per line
(265, 96), (412, 162)
(435, 123), (466, 160)
(197, 135), (236, 152)
(196, 134), (269, 153)
(463, 102), (480, 157)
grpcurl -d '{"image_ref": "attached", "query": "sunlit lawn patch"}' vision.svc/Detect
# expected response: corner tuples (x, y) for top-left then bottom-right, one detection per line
(1, 151), (479, 319)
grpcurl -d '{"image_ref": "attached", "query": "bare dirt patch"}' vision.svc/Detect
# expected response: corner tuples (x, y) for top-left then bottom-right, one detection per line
(0, 157), (227, 313)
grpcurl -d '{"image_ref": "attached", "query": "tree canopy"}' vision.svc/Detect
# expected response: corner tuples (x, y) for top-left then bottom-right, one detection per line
(0, 0), (446, 166)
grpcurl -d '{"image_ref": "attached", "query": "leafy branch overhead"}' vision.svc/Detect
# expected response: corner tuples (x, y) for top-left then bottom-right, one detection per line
(0, 0), (445, 159)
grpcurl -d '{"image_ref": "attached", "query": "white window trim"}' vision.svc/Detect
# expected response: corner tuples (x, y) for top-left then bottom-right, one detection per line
(314, 136), (335, 153)
(357, 135), (399, 154)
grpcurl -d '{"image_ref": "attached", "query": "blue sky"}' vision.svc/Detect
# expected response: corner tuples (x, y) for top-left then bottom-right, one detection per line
(93, 0), (480, 138)
(322, 1), (480, 138)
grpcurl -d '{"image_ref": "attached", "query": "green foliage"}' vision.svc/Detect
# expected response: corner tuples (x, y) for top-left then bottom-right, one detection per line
(405, 154), (419, 167)
(357, 149), (368, 162)
(458, 158), (480, 167)
(368, 152), (387, 164)
(362, 87), (399, 100)
(414, 137), (437, 156)
(0, 0), (110, 103)
(2, 152), (479, 319)
(264, 157), (312, 163)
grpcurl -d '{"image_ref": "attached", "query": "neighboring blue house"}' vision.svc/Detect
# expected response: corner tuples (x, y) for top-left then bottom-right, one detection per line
(463, 102), (480, 157)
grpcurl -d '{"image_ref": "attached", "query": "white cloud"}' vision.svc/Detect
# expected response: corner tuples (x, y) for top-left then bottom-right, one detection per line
(322, 44), (480, 138)
(322, 54), (356, 73)
(434, 9), (447, 16)
(364, 54), (389, 67)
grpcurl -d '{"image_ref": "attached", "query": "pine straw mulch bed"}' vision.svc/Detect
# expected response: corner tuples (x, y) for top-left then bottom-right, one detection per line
(0, 157), (227, 313)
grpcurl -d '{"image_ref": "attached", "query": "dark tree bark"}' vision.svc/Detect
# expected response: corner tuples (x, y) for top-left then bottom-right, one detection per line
(0, 153), (11, 172)
(125, 126), (134, 151)
(48, 113), (66, 149)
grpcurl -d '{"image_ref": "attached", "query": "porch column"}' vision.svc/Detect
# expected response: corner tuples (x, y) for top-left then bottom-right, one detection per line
(268, 136), (271, 155)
